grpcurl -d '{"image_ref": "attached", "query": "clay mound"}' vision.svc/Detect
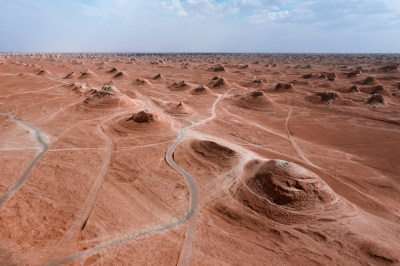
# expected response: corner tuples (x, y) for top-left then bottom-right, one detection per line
(36, 69), (51, 75)
(168, 81), (194, 91)
(108, 67), (118, 73)
(232, 159), (342, 223)
(152, 98), (191, 115)
(111, 110), (172, 133)
(362, 76), (378, 85)
(79, 69), (98, 79)
(346, 69), (362, 78)
(134, 78), (152, 86)
(152, 73), (163, 80)
(234, 91), (274, 110)
(380, 64), (399, 72)
(127, 110), (155, 123)
(66, 82), (92, 95)
(212, 77), (230, 88)
(191, 85), (211, 95)
(17, 73), (29, 77)
(316, 91), (339, 103)
(213, 65), (226, 72)
(302, 73), (316, 79)
(183, 139), (239, 171)
(366, 94), (385, 105)
(275, 82), (294, 91)
(326, 72), (337, 81)
(113, 71), (128, 78)
(361, 85), (391, 96)
(83, 85), (133, 108)
(348, 85), (360, 93)
(63, 72), (78, 79)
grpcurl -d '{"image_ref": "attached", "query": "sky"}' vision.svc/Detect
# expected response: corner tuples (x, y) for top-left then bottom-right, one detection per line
(0, 0), (399, 53)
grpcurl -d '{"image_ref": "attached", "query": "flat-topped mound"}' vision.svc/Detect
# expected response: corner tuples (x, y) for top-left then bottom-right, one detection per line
(83, 85), (134, 108)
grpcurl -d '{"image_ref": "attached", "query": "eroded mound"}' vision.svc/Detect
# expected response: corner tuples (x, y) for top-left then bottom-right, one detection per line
(134, 78), (152, 86)
(233, 159), (342, 223)
(111, 110), (172, 133)
(348, 85), (360, 93)
(175, 139), (239, 174)
(37, 69), (51, 75)
(126, 110), (155, 123)
(168, 81), (193, 91)
(108, 67), (118, 73)
(380, 64), (399, 72)
(153, 73), (163, 80)
(233, 91), (274, 110)
(213, 65), (225, 72)
(366, 94), (384, 105)
(191, 85), (211, 95)
(79, 69), (98, 79)
(316, 91), (339, 103)
(275, 82), (294, 91)
(63, 72), (78, 79)
(212, 77), (229, 88)
(362, 76), (378, 85)
(113, 71), (128, 78)
(83, 85), (133, 108)
(346, 69), (362, 78)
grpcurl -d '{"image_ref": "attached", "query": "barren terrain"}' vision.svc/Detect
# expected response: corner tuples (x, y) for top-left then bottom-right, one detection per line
(0, 53), (399, 265)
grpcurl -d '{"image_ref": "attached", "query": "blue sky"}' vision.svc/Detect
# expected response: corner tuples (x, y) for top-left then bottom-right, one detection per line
(0, 0), (399, 53)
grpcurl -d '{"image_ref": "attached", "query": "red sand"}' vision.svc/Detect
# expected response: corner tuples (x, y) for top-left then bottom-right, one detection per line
(0, 53), (399, 265)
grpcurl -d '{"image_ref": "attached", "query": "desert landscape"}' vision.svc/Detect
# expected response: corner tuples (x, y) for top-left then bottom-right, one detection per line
(0, 53), (399, 265)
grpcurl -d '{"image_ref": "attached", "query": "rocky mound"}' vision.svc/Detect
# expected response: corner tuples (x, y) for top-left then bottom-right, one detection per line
(213, 65), (226, 72)
(134, 78), (152, 86)
(233, 91), (274, 110)
(315, 91), (339, 103)
(360, 85), (391, 96)
(348, 85), (360, 93)
(108, 67), (118, 73)
(346, 69), (362, 78)
(65, 82), (93, 95)
(152, 98), (191, 115)
(126, 110), (155, 123)
(63, 72), (78, 79)
(380, 64), (399, 72)
(37, 69), (51, 75)
(366, 94), (384, 105)
(326, 72), (337, 81)
(362, 76), (378, 85)
(275, 82), (294, 91)
(232, 159), (342, 224)
(79, 69), (98, 79)
(168, 81), (193, 91)
(190, 85), (211, 95)
(111, 110), (172, 133)
(212, 77), (230, 88)
(113, 71), (128, 78)
(83, 85), (133, 108)
(152, 73), (163, 80)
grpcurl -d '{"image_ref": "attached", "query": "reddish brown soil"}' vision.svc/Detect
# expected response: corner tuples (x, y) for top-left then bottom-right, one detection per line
(0, 53), (399, 265)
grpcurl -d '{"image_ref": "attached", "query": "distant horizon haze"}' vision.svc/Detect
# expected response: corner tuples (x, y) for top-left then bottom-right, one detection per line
(0, 0), (399, 53)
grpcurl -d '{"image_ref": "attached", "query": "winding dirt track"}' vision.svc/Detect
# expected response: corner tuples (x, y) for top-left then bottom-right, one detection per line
(0, 113), (49, 208)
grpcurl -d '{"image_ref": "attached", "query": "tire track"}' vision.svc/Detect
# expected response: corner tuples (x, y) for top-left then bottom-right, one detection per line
(0, 113), (49, 208)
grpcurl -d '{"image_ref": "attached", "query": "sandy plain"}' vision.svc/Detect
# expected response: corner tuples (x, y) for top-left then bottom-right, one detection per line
(0, 53), (399, 265)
